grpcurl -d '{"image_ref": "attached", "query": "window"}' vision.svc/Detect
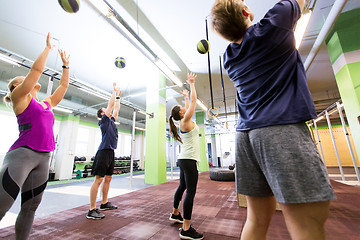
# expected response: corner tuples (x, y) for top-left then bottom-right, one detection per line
(75, 127), (90, 156)
(114, 133), (122, 157)
(0, 113), (18, 154)
(123, 134), (132, 157)
(94, 129), (101, 153)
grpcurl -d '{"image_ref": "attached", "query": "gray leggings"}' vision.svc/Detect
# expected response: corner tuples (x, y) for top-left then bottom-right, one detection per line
(0, 147), (50, 239)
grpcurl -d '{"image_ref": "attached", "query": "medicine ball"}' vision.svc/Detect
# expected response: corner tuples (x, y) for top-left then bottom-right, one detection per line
(58, 0), (80, 13)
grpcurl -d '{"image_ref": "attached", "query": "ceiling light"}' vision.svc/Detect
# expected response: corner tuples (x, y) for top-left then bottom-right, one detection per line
(137, 110), (147, 116)
(294, 10), (312, 49)
(196, 99), (208, 112)
(135, 126), (145, 131)
(154, 58), (183, 87)
(87, 0), (110, 15)
(214, 117), (221, 124)
(0, 53), (20, 66)
(76, 87), (110, 101)
(108, 16), (157, 62)
(87, 0), (182, 89)
(125, 92), (147, 98)
(53, 106), (73, 114)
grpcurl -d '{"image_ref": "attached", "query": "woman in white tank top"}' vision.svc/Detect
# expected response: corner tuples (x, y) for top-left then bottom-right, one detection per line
(168, 73), (204, 240)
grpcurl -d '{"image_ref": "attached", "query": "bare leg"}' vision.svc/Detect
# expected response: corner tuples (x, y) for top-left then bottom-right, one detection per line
(241, 196), (277, 240)
(173, 208), (179, 215)
(101, 175), (112, 204)
(90, 176), (103, 210)
(183, 219), (191, 231)
(280, 201), (330, 240)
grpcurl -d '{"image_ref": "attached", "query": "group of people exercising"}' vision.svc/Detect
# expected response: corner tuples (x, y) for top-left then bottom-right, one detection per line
(0, 1), (335, 240)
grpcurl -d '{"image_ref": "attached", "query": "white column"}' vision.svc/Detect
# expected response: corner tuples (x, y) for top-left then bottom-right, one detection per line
(54, 115), (79, 180)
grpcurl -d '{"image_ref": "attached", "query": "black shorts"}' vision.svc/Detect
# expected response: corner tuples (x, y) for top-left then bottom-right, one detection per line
(91, 149), (115, 177)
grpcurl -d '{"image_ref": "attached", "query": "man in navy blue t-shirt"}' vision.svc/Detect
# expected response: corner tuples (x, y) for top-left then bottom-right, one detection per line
(211, 0), (335, 239)
(87, 82), (121, 220)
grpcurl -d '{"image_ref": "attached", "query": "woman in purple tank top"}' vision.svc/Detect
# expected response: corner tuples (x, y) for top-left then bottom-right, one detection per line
(0, 33), (70, 239)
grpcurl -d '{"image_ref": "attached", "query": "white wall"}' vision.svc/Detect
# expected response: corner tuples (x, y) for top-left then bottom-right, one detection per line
(216, 132), (236, 168)
(0, 109), (20, 166)
(0, 106), (143, 180)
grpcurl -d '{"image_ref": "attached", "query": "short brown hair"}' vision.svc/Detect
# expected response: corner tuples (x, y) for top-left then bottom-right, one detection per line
(211, 0), (248, 42)
(97, 108), (104, 119)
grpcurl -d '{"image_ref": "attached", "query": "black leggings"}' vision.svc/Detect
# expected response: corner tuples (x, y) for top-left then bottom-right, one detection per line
(173, 159), (198, 220)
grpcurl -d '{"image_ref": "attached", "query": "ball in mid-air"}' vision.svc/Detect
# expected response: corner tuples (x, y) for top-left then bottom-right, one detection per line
(58, 0), (80, 13)
(114, 57), (126, 68)
(197, 39), (210, 54)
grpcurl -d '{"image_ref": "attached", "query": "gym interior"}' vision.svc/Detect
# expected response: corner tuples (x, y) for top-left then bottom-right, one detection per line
(0, 0), (359, 239)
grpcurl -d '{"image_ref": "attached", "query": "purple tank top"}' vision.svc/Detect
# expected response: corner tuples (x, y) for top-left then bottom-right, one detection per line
(9, 97), (55, 152)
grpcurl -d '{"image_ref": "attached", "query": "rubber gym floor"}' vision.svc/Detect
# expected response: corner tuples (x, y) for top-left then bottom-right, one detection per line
(0, 168), (359, 239)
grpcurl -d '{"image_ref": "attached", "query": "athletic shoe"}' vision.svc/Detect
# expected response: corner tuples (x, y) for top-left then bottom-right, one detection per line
(100, 202), (118, 210)
(169, 212), (184, 223)
(86, 208), (105, 220)
(179, 225), (204, 240)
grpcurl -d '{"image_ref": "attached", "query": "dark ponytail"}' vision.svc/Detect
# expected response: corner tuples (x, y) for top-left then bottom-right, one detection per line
(169, 105), (182, 143)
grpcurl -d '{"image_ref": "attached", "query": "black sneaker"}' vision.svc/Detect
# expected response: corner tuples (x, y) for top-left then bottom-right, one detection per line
(86, 208), (105, 220)
(100, 202), (118, 210)
(179, 225), (204, 240)
(169, 212), (184, 223)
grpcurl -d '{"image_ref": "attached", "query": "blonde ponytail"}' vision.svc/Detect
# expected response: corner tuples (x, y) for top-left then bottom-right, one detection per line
(4, 76), (24, 103)
(3, 93), (11, 103)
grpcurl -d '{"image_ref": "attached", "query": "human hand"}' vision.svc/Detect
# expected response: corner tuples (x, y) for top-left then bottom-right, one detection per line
(113, 82), (120, 92)
(181, 89), (189, 97)
(58, 49), (70, 66)
(187, 72), (197, 84)
(46, 32), (55, 50)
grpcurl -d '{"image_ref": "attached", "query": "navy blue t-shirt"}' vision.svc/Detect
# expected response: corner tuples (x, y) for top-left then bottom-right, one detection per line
(98, 114), (118, 150)
(223, 0), (317, 131)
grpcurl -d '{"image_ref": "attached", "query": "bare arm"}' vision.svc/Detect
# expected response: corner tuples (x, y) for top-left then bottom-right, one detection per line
(45, 49), (70, 107)
(11, 33), (54, 102)
(296, 0), (305, 11)
(183, 73), (197, 122)
(112, 88), (121, 122)
(104, 82), (118, 118)
(181, 89), (190, 110)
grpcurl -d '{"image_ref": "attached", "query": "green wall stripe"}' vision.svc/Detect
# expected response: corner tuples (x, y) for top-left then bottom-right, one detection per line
(54, 114), (80, 122)
(196, 111), (205, 124)
(0, 103), (141, 135)
(159, 74), (167, 99)
(198, 127), (209, 172)
(335, 64), (360, 115)
(326, 32), (343, 64)
(144, 74), (167, 185)
(316, 124), (347, 130)
(0, 102), (12, 112)
(135, 131), (144, 135)
(333, 62), (360, 166)
(79, 120), (99, 128)
(326, 8), (360, 64)
(348, 62), (360, 90)
(195, 110), (208, 171)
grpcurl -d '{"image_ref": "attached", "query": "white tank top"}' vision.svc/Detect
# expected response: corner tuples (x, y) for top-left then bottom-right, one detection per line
(178, 124), (200, 161)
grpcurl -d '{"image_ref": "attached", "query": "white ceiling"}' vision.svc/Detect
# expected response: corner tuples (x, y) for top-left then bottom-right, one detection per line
(0, 0), (359, 128)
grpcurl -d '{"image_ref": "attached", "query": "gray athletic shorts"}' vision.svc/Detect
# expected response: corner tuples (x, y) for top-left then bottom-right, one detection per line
(235, 122), (336, 204)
